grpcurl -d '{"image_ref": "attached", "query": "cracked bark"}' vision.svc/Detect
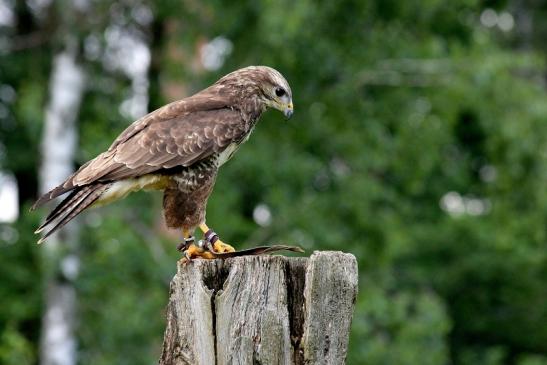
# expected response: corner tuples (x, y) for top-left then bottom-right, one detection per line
(158, 251), (358, 365)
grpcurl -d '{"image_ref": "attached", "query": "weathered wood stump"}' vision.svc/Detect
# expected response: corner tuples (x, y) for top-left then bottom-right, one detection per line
(159, 251), (358, 365)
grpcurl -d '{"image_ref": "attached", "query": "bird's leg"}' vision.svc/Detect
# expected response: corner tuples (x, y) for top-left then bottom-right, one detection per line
(178, 228), (214, 261)
(180, 223), (303, 261)
(199, 223), (236, 254)
(176, 229), (195, 252)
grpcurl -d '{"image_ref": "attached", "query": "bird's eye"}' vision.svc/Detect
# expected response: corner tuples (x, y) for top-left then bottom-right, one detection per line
(275, 87), (286, 97)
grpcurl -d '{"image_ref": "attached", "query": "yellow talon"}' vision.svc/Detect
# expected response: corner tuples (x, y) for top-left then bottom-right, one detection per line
(213, 240), (235, 253)
(182, 243), (215, 260)
(178, 224), (236, 260)
(197, 223), (237, 255)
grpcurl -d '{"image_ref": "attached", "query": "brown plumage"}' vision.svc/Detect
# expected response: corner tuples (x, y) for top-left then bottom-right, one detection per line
(33, 66), (294, 244)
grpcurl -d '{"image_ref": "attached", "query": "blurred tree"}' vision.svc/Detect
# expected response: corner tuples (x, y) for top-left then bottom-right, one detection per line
(36, 5), (90, 365)
(38, 40), (84, 365)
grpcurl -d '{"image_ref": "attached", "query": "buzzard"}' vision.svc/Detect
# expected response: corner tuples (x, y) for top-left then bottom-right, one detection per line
(33, 66), (299, 259)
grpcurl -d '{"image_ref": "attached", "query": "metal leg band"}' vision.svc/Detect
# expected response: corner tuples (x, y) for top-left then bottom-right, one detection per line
(204, 229), (219, 245)
(177, 236), (195, 252)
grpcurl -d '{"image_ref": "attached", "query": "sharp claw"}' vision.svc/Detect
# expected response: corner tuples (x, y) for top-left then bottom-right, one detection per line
(204, 240), (215, 253)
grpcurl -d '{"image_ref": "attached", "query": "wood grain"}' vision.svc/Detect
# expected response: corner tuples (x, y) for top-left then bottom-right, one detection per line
(159, 251), (358, 365)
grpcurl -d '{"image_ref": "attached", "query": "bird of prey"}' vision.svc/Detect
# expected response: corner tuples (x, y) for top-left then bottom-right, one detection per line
(33, 66), (298, 259)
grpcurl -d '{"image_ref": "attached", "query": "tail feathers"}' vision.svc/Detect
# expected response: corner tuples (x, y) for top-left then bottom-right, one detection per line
(32, 184), (76, 211)
(31, 160), (94, 211)
(35, 186), (95, 234)
(36, 183), (109, 244)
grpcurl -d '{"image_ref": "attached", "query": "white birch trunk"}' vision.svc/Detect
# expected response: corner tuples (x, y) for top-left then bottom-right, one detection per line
(39, 43), (85, 365)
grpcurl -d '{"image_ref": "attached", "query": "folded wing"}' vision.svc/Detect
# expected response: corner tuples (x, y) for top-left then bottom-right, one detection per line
(33, 94), (247, 209)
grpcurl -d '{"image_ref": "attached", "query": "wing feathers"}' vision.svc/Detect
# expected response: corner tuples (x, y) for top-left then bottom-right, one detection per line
(34, 91), (247, 212)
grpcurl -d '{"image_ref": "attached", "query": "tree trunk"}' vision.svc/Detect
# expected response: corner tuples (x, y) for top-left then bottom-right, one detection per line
(159, 251), (358, 365)
(38, 42), (85, 365)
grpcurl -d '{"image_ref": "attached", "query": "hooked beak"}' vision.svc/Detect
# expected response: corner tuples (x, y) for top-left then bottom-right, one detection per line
(284, 102), (294, 120)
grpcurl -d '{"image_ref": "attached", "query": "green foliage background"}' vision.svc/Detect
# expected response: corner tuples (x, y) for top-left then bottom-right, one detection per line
(1, 0), (547, 364)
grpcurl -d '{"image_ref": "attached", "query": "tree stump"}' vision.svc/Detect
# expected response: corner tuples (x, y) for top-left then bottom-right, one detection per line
(159, 251), (358, 365)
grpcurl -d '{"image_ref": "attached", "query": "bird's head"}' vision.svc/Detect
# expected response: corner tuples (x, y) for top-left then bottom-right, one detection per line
(216, 66), (293, 119)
